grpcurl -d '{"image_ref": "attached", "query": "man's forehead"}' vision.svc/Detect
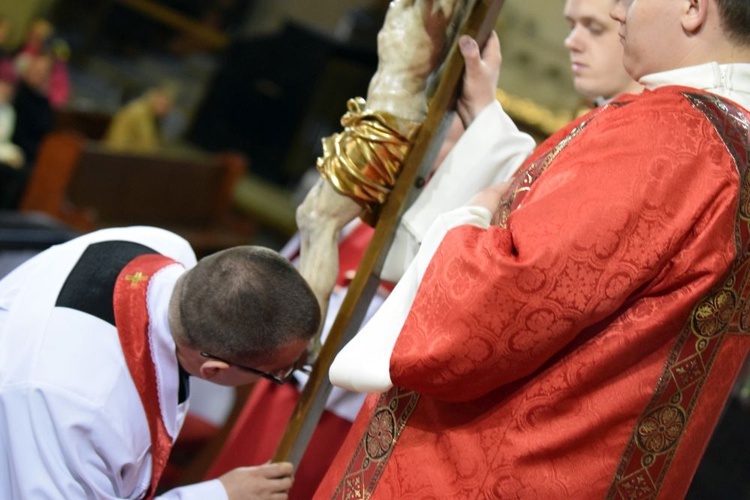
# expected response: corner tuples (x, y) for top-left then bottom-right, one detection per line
(564, 0), (617, 21)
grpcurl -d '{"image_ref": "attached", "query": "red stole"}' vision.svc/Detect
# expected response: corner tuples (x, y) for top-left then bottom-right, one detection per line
(113, 254), (178, 499)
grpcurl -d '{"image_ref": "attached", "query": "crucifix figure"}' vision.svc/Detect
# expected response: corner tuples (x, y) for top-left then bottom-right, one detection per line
(274, 0), (516, 472)
(296, 0), (461, 354)
(272, 0), (513, 490)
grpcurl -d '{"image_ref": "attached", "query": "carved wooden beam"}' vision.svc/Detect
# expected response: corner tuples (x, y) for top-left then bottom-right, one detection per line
(116, 0), (229, 50)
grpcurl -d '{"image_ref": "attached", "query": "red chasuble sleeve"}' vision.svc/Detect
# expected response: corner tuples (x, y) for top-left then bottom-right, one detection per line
(389, 89), (740, 402)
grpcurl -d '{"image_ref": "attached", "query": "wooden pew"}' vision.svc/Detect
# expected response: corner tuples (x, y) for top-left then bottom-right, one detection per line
(20, 131), (257, 256)
(54, 108), (114, 141)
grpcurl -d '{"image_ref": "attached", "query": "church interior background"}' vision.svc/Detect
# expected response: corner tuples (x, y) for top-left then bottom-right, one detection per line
(0, 0), (747, 496)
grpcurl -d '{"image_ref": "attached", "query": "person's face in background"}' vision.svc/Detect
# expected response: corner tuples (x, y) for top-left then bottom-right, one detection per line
(26, 19), (53, 50)
(564, 0), (640, 101)
(21, 54), (52, 94)
(150, 90), (174, 118)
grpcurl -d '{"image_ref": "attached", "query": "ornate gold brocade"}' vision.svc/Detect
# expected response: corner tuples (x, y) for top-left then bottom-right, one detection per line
(316, 97), (422, 226)
(125, 272), (149, 286)
(609, 92), (750, 499)
(332, 388), (420, 499)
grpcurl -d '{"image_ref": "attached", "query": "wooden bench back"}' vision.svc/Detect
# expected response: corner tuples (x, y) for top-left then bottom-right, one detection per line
(67, 145), (246, 228)
(20, 131), (252, 255)
(19, 131), (86, 224)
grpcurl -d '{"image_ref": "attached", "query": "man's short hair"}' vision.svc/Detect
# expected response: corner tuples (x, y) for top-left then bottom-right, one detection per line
(716, 0), (750, 45)
(177, 246), (321, 361)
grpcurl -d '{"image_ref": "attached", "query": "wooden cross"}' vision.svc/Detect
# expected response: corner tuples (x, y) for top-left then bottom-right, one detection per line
(273, 0), (507, 467)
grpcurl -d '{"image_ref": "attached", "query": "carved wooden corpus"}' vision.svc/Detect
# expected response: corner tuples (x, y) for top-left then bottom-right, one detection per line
(273, 0), (506, 466)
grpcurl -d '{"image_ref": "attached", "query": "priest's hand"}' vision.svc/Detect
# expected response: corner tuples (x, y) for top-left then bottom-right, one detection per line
(218, 462), (294, 500)
(457, 31), (502, 129)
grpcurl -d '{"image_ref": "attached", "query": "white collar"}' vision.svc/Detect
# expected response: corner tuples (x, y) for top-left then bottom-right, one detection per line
(146, 263), (188, 440)
(640, 62), (750, 108)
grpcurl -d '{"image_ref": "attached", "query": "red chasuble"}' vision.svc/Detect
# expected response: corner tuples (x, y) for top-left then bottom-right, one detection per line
(113, 254), (178, 499)
(316, 88), (750, 499)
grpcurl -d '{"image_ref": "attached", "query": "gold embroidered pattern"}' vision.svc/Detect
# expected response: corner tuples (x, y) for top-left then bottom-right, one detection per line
(608, 92), (750, 498)
(332, 388), (420, 499)
(616, 469), (658, 499)
(635, 405), (686, 454)
(365, 408), (396, 460)
(611, 265), (737, 499)
(738, 296), (750, 332)
(691, 289), (736, 338)
(125, 271), (149, 286)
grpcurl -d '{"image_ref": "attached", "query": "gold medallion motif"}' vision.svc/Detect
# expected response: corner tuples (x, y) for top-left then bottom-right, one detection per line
(365, 408), (396, 460)
(635, 405), (686, 454)
(691, 289), (735, 337)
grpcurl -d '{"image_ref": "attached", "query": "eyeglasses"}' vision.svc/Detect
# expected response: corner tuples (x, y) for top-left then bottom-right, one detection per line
(200, 351), (311, 384)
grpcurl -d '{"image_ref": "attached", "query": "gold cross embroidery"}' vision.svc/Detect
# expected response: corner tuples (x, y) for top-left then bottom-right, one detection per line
(125, 271), (149, 286)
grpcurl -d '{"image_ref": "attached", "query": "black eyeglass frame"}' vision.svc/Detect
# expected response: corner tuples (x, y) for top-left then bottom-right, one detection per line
(199, 351), (310, 384)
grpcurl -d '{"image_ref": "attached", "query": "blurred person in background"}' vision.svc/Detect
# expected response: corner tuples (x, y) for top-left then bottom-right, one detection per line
(104, 85), (176, 154)
(563, 0), (642, 107)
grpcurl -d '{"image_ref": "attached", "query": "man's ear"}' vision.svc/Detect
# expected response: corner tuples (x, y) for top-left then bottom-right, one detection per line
(681, 0), (708, 33)
(199, 359), (230, 380)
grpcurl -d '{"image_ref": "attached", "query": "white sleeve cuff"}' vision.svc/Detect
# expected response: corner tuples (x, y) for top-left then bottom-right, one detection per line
(380, 101), (534, 282)
(157, 479), (228, 500)
(330, 206), (492, 393)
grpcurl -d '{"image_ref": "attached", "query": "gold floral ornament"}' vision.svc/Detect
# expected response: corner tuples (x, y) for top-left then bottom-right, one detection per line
(316, 97), (422, 226)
